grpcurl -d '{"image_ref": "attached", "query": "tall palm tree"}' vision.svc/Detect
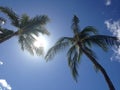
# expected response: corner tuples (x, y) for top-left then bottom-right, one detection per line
(0, 6), (50, 55)
(45, 15), (119, 90)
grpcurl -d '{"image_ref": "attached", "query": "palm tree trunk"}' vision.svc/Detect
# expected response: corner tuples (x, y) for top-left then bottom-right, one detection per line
(80, 46), (115, 90)
(0, 31), (18, 43)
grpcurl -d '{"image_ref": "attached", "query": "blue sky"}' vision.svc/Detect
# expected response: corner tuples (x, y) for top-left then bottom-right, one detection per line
(0, 0), (120, 90)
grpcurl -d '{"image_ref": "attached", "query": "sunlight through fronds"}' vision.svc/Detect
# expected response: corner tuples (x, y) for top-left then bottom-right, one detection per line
(0, 6), (50, 56)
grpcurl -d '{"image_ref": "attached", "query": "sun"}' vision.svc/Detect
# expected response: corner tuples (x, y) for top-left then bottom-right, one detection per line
(33, 35), (48, 52)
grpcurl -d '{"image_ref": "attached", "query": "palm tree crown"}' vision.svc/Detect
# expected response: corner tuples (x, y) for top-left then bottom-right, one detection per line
(0, 6), (50, 56)
(45, 15), (119, 90)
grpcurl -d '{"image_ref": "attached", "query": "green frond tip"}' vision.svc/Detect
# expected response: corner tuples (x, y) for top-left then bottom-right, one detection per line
(45, 37), (73, 61)
(73, 15), (79, 24)
(0, 6), (19, 27)
(72, 15), (80, 35)
(20, 15), (50, 35)
(85, 35), (120, 48)
(29, 15), (50, 25)
(20, 14), (30, 28)
(0, 28), (14, 39)
(45, 41), (69, 61)
(67, 45), (80, 82)
(69, 59), (79, 82)
(81, 26), (98, 35)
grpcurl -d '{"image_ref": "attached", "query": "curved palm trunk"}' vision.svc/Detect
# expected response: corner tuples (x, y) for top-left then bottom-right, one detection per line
(0, 31), (18, 43)
(80, 46), (115, 90)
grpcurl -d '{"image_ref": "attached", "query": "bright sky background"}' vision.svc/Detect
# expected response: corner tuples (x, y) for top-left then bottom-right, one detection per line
(0, 0), (120, 90)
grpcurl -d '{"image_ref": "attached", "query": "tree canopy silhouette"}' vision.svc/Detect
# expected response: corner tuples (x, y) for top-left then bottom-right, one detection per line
(45, 15), (119, 90)
(0, 6), (50, 55)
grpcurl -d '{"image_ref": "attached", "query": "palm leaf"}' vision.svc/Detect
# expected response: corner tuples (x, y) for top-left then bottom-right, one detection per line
(83, 37), (108, 51)
(77, 26), (98, 43)
(20, 15), (50, 36)
(45, 37), (73, 61)
(18, 34), (36, 55)
(20, 14), (30, 28)
(67, 45), (77, 65)
(84, 35), (120, 49)
(80, 26), (98, 35)
(0, 28), (14, 39)
(35, 25), (50, 35)
(18, 35), (25, 50)
(78, 48), (83, 62)
(34, 47), (44, 56)
(67, 45), (79, 81)
(21, 15), (49, 30)
(0, 6), (19, 27)
(24, 38), (34, 55)
(71, 15), (80, 35)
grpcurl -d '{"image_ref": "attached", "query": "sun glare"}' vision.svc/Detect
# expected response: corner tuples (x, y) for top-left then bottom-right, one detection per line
(33, 35), (48, 52)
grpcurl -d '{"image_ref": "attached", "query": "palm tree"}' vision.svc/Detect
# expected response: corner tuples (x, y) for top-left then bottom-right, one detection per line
(45, 15), (119, 90)
(0, 6), (50, 55)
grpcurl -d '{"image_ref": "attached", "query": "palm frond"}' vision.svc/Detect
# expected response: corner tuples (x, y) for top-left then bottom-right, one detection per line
(18, 35), (25, 50)
(0, 6), (19, 27)
(78, 48), (83, 62)
(34, 47), (44, 56)
(77, 32), (91, 44)
(67, 45), (79, 81)
(20, 14), (30, 28)
(20, 15), (50, 36)
(35, 25), (50, 35)
(55, 37), (73, 44)
(84, 35), (120, 50)
(21, 15), (49, 30)
(77, 26), (98, 43)
(19, 32), (45, 56)
(24, 38), (34, 55)
(0, 28), (14, 39)
(19, 34), (35, 55)
(83, 37), (108, 51)
(67, 45), (77, 65)
(45, 37), (73, 61)
(71, 15), (80, 35)
(81, 26), (98, 35)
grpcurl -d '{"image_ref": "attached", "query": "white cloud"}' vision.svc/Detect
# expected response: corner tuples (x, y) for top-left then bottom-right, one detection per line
(105, 19), (120, 62)
(0, 61), (3, 65)
(0, 79), (12, 90)
(105, 0), (111, 6)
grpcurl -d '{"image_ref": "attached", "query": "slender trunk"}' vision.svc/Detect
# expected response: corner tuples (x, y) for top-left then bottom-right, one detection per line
(80, 46), (115, 90)
(0, 31), (18, 43)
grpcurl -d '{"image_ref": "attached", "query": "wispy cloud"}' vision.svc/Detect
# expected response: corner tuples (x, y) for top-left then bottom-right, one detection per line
(105, 19), (120, 62)
(105, 0), (111, 6)
(0, 79), (12, 90)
